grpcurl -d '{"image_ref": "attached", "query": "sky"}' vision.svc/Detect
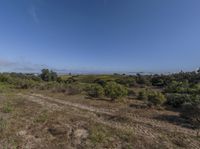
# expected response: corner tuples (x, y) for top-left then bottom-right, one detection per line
(0, 0), (200, 73)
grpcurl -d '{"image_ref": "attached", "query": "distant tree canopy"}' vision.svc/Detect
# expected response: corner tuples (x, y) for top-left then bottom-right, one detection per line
(40, 69), (58, 82)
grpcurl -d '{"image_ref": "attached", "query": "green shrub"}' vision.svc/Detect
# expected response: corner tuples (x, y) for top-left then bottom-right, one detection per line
(115, 77), (136, 87)
(147, 91), (166, 106)
(104, 82), (128, 100)
(40, 69), (58, 81)
(93, 79), (106, 87)
(181, 102), (200, 136)
(87, 84), (105, 98)
(65, 85), (82, 95)
(15, 79), (37, 89)
(127, 89), (136, 97)
(166, 94), (191, 107)
(137, 90), (148, 100)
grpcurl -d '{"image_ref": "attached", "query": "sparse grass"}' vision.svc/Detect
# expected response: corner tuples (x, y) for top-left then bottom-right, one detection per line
(89, 124), (110, 144)
(0, 82), (13, 93)
(0, 117), (7, 133)
(2, 102), (13, 113)
(34, 111), (49, 123)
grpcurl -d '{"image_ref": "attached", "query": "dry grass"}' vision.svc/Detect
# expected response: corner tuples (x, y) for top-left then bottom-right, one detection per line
(0, 90), (199, 149)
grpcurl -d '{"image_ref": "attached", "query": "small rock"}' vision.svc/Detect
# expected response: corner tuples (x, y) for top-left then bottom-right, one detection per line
(74, 129), (88, 139)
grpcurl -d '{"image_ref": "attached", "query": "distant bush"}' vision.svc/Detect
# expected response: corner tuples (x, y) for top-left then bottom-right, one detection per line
(180, 102), (200, 136)
(147, 91), (166, 106)
(166, 94), (191, 108)
(164, 81), (189, 93)
(65, 77), (77, 84)
(93, 79), (106, 87)
(138, 89), (166, 106)
(87, 84), (105, 98)
(65, 85), (82, 95)
(151, 77), (165, 87)
(115, 77), (136, 87)
(15, 79), (37, 89)
(104, 82), (128, 101)
(136, 74), (151, 85)
(127, 89), (136, 97)
(40, 69), (58, 81)
(137, 90), (148, 101)
(0, 75), (11, 83)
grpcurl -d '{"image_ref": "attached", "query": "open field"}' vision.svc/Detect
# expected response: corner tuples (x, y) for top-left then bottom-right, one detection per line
(0, 91), (199, 148)
(0, 72), (200, 148)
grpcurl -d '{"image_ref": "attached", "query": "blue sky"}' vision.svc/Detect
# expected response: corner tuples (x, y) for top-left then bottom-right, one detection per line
(0, 0), (200, 73)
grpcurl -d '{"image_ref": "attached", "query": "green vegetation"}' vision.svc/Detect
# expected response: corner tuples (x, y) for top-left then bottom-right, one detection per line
(34, 111), (49, 123)
(104, 82), (128, 101)
(147, 91), (166, 106)
(1, 69), (200, 130)
(0, 118), (7, 133)
(138, 89), (166, 106)
(40, 69), (58, 82)
(180, 102), (200, 136)
(1, 69), (200, 147)
(2, 102), (13, 113)
(87, 84), (105, 98)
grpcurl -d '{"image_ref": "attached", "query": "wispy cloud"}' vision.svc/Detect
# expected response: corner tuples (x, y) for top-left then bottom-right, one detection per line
(0, 59), (16, 67)
(29, 5), (39, 24)
(0, 58), (47, 73)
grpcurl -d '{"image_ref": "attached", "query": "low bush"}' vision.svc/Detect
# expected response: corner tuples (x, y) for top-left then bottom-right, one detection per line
(137, 90), (148, 101)
(115, 77), (136, 87)
(87, 84), (105, 98)
(65, 85), (82, 95)
(180, 102), (200, 136)
(147, 91), (166, 106)
(166, 94), (191, 108)
(138, 89), (166, 106)
(127, 89), (136, 97)
(104, 82), (128, 101)
(93, 79), (106, 87)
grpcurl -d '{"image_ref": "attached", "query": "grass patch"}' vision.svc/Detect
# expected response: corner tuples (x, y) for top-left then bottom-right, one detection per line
(0, 82), (13, 93)
(89, 124), (110, 145)
(0, 118), (7, 132)
(34, 111), (48, 123)
(2, 102), (13, 113)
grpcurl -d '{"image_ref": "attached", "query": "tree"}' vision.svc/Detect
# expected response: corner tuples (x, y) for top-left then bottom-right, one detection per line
(40, 69), (57, 81)
(50, 70), (58, 81)
(40, 69), (51, 81)
(104, 82), (127, 101)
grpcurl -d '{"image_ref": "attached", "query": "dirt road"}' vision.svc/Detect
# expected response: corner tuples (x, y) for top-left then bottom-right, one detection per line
(17, 93), (200, 149)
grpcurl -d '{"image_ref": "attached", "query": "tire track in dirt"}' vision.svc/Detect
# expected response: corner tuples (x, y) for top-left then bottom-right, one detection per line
(18, 93), (200, 148)
(18, 93), (156, 139)
(32, 94), (197, 136)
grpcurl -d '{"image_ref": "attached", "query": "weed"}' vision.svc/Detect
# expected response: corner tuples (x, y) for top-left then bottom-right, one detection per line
(2, 102), (13, 113)
(0, 118), (7, 132)
(34, 111), (48, 123)
(89, 125), (109, 144)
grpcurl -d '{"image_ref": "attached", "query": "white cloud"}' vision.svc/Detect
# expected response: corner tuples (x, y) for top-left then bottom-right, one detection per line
(0, 58), (48, 73)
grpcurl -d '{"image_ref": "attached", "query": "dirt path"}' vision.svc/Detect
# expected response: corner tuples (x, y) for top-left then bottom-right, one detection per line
(18, 93), (200, 148)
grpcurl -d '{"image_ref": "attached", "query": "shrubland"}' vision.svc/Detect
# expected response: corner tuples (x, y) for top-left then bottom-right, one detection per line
(1, 69), (200, 147)
(1, 69), (200, 129)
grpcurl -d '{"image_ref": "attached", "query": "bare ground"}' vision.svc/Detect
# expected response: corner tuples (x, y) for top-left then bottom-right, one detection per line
(0, 92), (199, 149)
